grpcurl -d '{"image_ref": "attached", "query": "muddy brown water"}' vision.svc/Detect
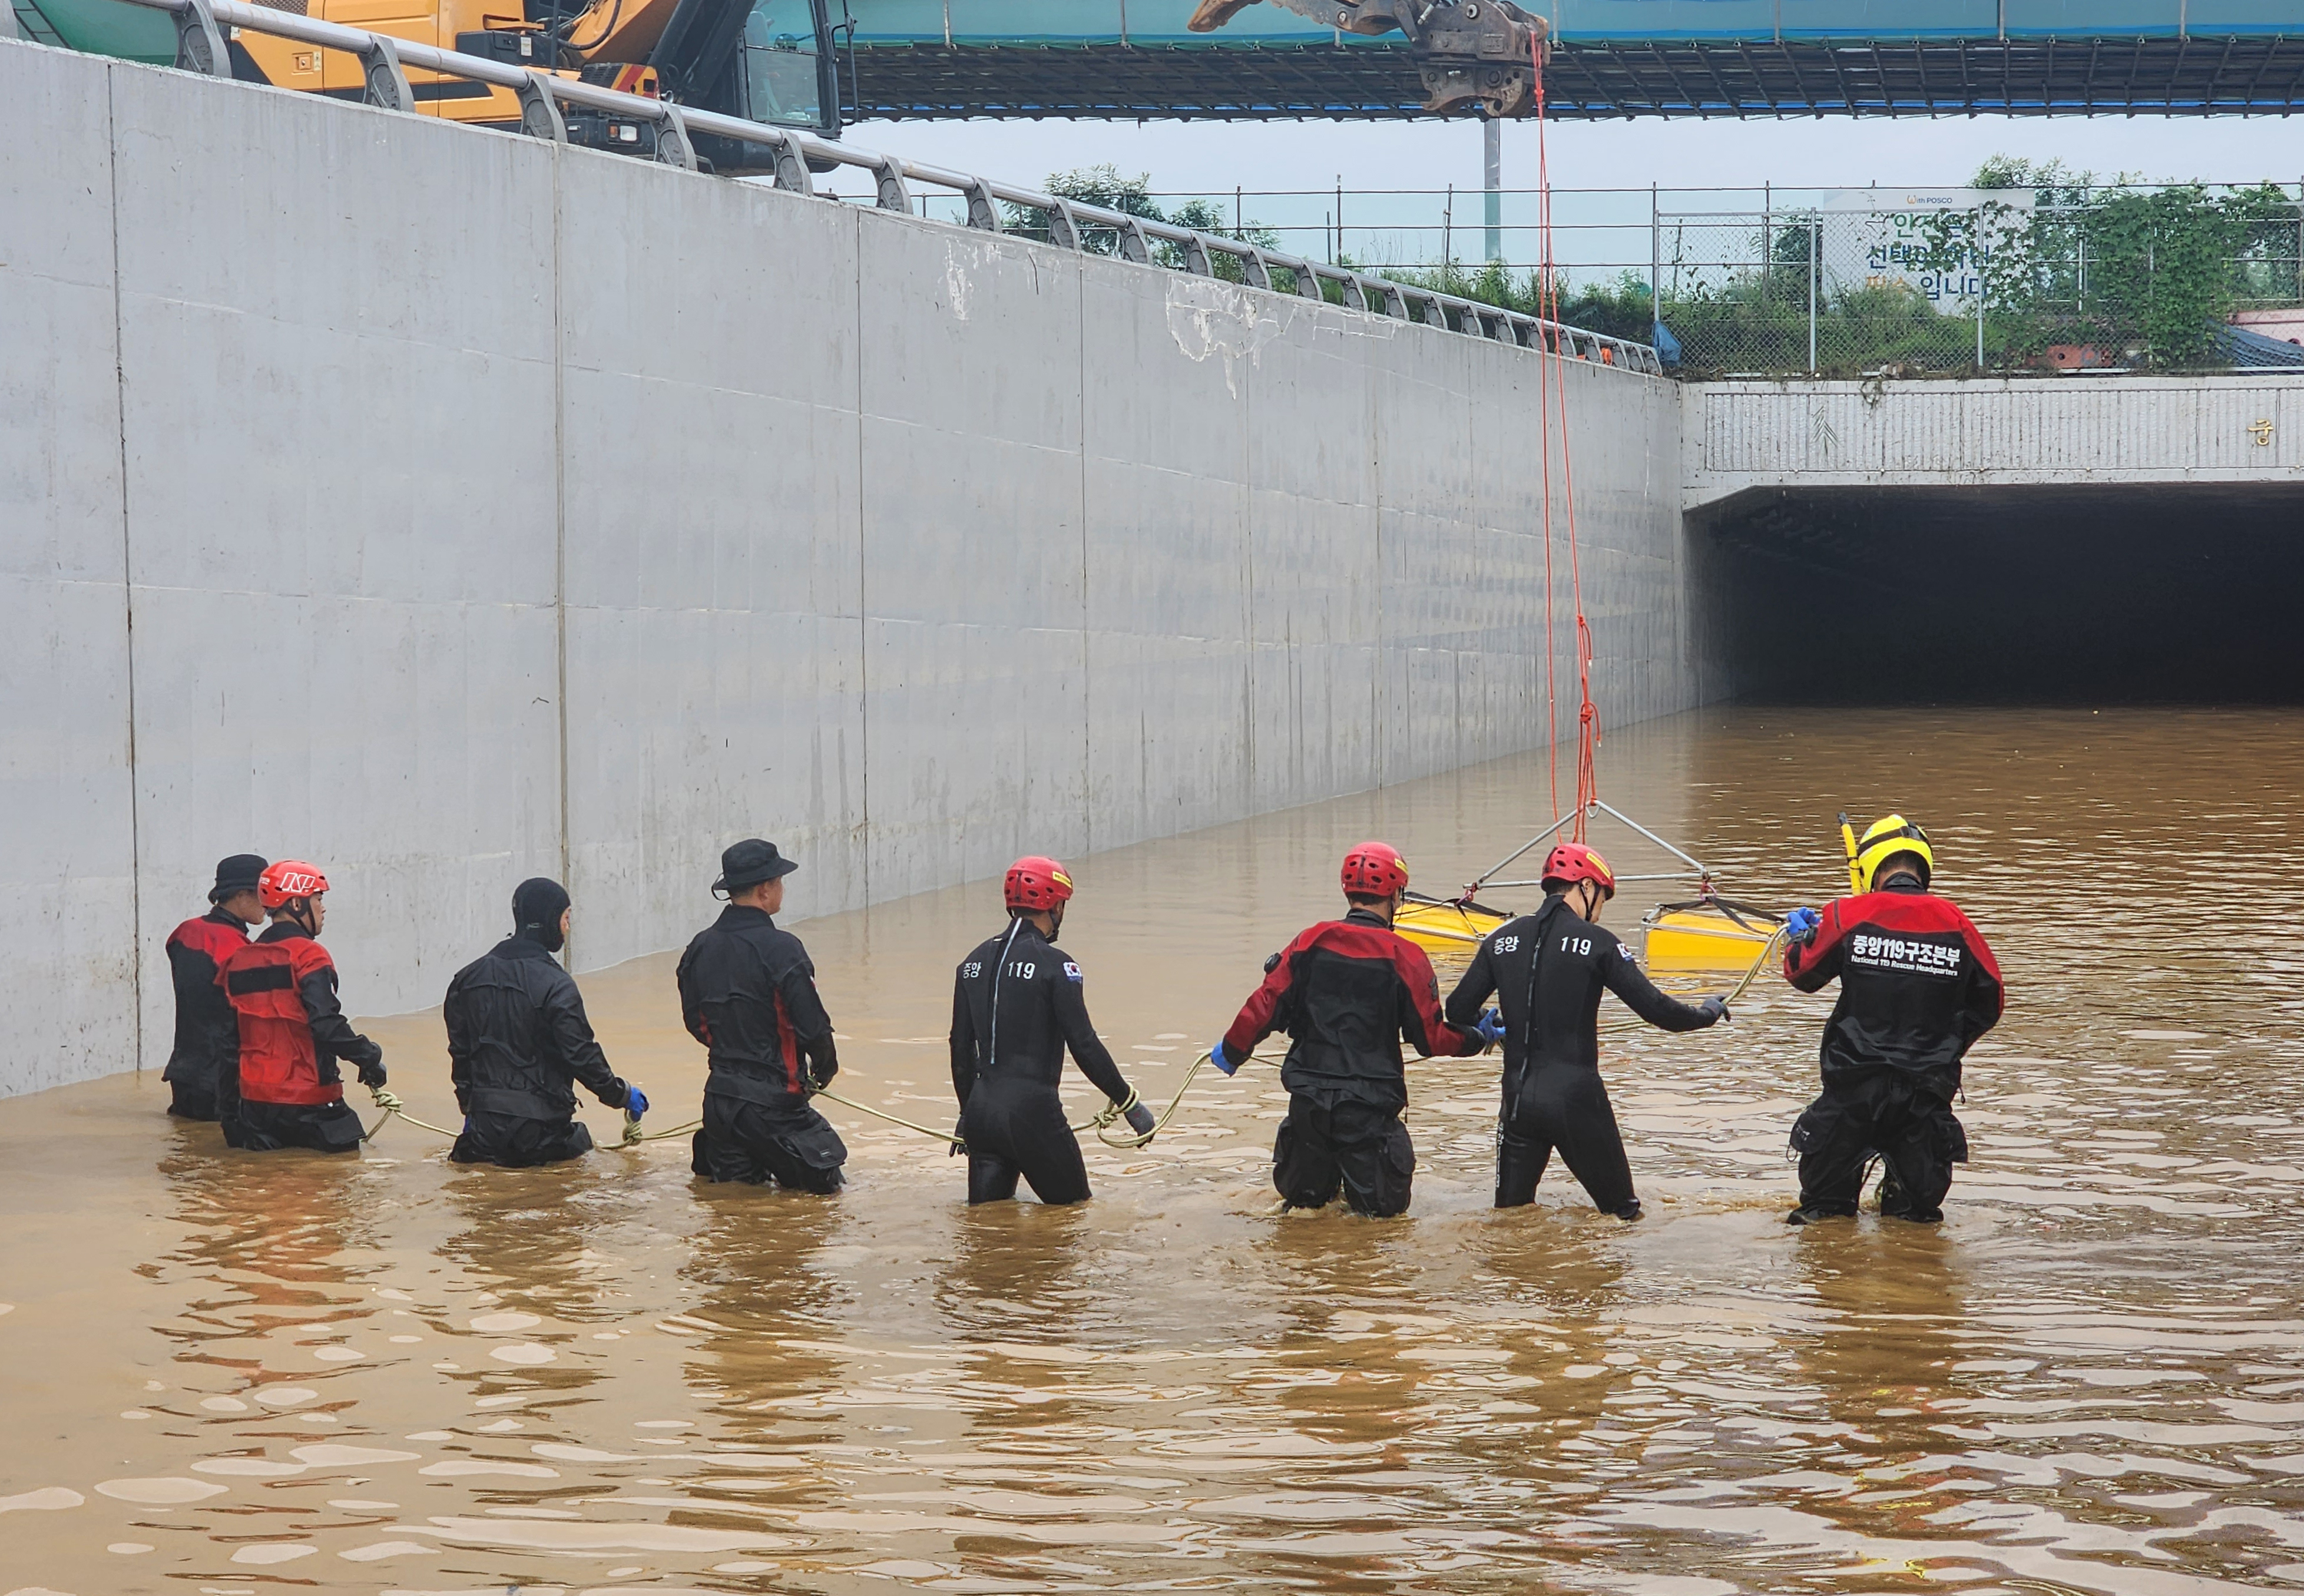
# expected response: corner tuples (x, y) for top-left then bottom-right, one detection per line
(5, 706), (2303, 1596)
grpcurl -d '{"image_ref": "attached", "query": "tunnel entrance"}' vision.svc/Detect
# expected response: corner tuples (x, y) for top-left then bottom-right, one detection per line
(1692, 483), (2304, 703)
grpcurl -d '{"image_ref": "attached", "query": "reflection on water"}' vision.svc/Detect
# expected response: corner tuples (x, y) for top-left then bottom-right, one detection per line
(3, 706), (2303, 1593)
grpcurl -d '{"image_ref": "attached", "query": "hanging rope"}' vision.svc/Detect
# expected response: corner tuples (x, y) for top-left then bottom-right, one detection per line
(1531, 38), (1601, 844)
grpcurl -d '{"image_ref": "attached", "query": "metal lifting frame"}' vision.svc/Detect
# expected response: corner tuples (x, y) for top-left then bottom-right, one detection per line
(118, 0), (1661, 375)
(1465, 800), (1714, 897)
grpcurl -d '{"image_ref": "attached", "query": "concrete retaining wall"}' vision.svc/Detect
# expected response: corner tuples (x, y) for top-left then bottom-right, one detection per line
(0, 38), (1701, 1095)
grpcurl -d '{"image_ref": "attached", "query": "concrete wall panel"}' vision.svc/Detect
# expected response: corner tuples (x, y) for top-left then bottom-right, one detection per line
(0, 39), (1703, 1095)
(105, 65), (562, 1031)
(0, 45), (140, 1095)
(558, 155), (869, 960)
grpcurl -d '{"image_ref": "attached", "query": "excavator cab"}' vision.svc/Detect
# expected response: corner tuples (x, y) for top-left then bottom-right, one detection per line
(734, 0), (835, 128)
(650, 0), (841, 154)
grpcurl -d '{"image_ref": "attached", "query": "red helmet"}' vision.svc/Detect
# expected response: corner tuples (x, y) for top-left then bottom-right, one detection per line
(259, 859), (330, 909)
(1340, 841), (1410, 898)
(1004, 856), (1074, 912)
(1540, 843), (1616, 899)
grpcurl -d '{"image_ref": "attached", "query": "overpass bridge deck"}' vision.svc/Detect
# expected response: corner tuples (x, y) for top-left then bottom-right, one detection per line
(1684, 374), (2304, 508)
(845, 0), (2304, 120)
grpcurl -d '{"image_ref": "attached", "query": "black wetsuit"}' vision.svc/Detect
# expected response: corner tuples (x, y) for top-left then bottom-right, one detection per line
(1783, 879), (2004, 1221)
(443, 933), (634, 1167)
(1224, 908), (1483, 1217)
(1446, 895), (1717, 1215)
(676, 905), (847, 1192)
(949, 920), (1136, 1206)
(163, 907), (252, 1120)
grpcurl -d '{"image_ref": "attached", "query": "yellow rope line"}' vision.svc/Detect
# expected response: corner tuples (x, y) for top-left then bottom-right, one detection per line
(810, 1088), (965, 1148)
(809, 1045), (1290, 1153)
(358, 1088), (459, 1142)
(362, 931), (1770, 1160)
(357, 1090), (695, 1148)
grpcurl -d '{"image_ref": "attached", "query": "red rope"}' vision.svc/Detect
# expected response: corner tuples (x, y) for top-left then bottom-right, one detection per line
(1531, 44), (1600, 842)
(1535, 120), (1558, 825)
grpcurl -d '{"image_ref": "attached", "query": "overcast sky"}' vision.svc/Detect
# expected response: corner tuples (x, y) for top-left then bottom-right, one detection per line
(843, 113), (2303, 200)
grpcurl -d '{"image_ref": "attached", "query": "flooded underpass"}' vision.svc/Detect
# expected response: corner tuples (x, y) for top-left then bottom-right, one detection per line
(5, 704), (2304, 1596)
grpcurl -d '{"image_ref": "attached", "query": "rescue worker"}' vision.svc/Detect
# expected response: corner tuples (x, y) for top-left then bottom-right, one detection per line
(443, 878), (648, 1167)
(215, 860), (385, 1154)
(1780, 814), (2004, 1225)
(1444, 843), (1727, 1221)
(1211, 842), (1488, 1218)
(161, 853), (268, 1120)
(949, 857), (1158, 1206)
(676, 839), (848, 1193)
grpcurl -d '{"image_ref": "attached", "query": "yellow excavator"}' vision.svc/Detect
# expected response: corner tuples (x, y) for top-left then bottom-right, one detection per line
(21, 0), (840, 155)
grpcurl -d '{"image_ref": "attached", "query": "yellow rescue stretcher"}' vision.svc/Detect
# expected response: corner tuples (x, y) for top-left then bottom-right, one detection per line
(1640, 897), (1786, 972)
(1393, 895), (1512, 953)
(1394, 801), (1787, 975)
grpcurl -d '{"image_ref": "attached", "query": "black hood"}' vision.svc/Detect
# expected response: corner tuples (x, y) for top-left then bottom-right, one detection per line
(512, 878), (571, 953)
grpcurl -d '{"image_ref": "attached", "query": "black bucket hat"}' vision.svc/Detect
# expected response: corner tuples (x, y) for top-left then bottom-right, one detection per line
(210, 854), (269, 903)
(714, 839), (799, 897)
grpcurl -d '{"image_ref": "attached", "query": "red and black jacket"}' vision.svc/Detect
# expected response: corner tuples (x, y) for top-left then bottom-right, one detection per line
(216, 923), (382, 1107)
(1783, 880), (2005, 1098)
(1225, 908), (1482, 1111)
(675, 905), (837, 1106)
(163, 908), (251, 1088)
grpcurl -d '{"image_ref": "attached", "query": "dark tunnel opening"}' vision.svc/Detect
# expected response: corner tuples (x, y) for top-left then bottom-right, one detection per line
(1691, 483), (2304, 703)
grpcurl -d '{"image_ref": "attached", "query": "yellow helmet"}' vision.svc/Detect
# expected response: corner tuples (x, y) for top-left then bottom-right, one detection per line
(1855, 814), (1934, 892)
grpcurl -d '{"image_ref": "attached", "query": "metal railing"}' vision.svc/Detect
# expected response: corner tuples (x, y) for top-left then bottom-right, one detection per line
(110, 0), (1661, 375)
(1015, 181), (2304, 375)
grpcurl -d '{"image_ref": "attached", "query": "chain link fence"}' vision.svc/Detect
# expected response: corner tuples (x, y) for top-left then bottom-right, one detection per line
(840, 171), (2304, 375)
(1659, 189), (2304, 375)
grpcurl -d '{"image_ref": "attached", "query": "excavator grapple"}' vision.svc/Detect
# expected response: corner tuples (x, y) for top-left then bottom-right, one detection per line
(1188, 0), (1548, 117)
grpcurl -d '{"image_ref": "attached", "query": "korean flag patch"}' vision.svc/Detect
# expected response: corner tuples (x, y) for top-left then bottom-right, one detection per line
(1063, 961), (1083, 982)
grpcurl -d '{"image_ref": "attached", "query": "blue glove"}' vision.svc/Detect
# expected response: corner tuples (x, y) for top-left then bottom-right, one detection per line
(1476, 1008), (1507, 1049)
(624, 1085), (649, 1118)
(1785, 907), (1822, 944)
(1210, 1039), (1239, 1075)
(1124, 1101), (1157, 1139)
(1697, 996), (1731, 1026)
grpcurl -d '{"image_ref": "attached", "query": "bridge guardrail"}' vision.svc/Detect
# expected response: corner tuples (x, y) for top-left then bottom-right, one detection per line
(107, 0), (1661, 376)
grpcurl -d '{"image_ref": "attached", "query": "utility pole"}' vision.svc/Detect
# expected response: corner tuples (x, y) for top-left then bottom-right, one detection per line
(1975, 206), (1987, 371)
(1808, 217), (1819, 374)
(1484, 117), (1502, 263)
(1650, 183), (1661, 347)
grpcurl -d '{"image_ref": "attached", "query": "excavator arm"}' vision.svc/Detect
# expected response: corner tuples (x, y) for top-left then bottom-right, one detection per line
(1188, 0), (1548, 117)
